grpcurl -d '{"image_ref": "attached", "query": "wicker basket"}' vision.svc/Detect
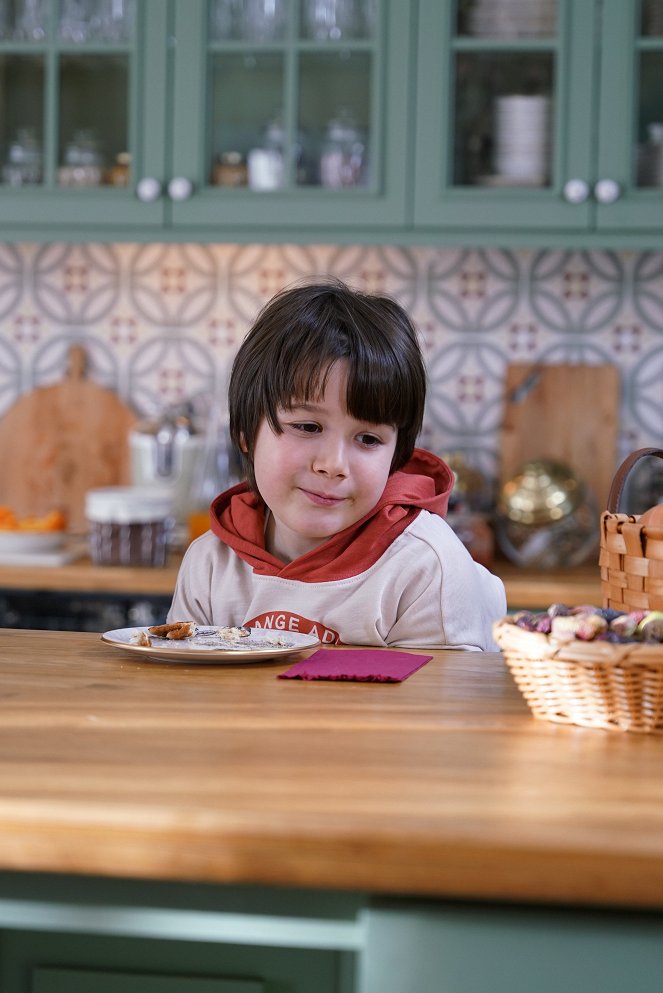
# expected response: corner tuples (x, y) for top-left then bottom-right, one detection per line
(600, 447), (663, 612)
(493, 618), (663, 733)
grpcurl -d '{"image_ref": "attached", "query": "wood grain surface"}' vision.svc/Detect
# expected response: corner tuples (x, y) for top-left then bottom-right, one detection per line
(0, 345), (136, 532)
(0, 628), (662, 909)
(0, 555), (602, 607)
(500, 363), (620, 509)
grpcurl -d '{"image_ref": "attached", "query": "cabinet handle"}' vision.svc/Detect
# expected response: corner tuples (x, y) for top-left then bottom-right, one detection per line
(594, 178), (621, 204)
(135, 177), (163, 203)
(167, 177), (194, 201)
(562, 179), (590, 205)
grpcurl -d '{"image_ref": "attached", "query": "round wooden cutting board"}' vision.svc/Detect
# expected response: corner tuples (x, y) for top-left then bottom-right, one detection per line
(0, 345), (137, 533)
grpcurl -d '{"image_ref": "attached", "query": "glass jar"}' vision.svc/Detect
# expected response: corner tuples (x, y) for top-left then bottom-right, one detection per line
(248, 114), (286, 190)
(212, 151), (248, 187)
(86, 487), (174, 567)
(2, 128), (42, 186)
(319, 111), (366, 188)
(107, 150), (131, 187)
(58, 129), (103, 187)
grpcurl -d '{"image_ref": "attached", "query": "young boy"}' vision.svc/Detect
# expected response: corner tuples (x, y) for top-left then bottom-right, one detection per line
(168, 280), (506, 650)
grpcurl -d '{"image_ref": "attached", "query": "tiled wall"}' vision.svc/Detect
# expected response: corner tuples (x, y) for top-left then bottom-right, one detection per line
(0, 242), (661, 489)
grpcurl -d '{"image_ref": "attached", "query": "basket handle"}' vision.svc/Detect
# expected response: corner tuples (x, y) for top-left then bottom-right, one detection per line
(607, 448), (663, 512)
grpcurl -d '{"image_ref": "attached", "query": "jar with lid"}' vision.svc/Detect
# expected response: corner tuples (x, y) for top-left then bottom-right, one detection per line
(2, 128), (42, 186)
(107, 151), (131, 187)
(319, 110), (366, 188)
(85, 486), (175, 567)
(248, 114), (286, 190)
(212, 151), (248, 187)
(58, 129), (103, 187)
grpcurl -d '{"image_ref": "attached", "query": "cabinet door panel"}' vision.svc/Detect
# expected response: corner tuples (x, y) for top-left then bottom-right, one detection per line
(596, 0), (663, 231)
(414, 0), (597, 233)
(32, 968), (263, 993)
(0, 0), (168, 232)
(169, 0), (410, 231)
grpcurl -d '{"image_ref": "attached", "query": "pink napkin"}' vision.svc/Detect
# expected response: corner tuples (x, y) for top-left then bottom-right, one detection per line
(278, 648), (433, 682)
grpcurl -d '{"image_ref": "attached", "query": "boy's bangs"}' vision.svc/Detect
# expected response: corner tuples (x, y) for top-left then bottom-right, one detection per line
(275, 345), (413, 430)
(344, 363), (415, 429)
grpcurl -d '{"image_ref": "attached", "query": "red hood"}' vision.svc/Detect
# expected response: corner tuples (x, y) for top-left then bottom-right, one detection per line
(208, 447), (454, 582)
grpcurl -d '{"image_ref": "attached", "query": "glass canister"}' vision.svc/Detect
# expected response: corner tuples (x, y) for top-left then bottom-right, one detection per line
(319, 111), (366, 188)
(2, 128), (42, 186)
(86, 487), (175, 567)
(248, 114), (286, 190)
(58, 129), (103, 187)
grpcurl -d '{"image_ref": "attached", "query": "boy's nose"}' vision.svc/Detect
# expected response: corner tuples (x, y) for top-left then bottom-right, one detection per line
(312, 438), (349, 478)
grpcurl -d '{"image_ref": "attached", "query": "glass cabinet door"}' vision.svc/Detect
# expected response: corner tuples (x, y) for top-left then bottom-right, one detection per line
(169, 0), (410, 231)
(596, 0), (663, 231)
(0, 0), (168, 232)
(413, 0), (597, 233)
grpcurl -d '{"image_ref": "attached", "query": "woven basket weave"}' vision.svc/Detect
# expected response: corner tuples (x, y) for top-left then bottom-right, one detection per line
(600, 447), (663, 612)
(493, 619), (663, 733)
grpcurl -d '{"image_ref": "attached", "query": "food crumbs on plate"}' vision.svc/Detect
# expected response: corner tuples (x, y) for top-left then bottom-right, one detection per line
(136, 623), (294, 651)
(130, 630), (152, 647)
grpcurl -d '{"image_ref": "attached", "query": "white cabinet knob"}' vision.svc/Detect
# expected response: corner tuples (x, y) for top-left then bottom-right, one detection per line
(135, 176), (162, 203)
(167, 176), (194, 201)
(594, 178), (621, 204)
(562, 178), (590, 204)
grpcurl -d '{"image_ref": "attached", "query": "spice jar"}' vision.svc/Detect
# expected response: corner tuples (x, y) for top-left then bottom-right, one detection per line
(212, 151), (248, 187)
(107, 151), (131, 187)
(86, 486), (174, 567)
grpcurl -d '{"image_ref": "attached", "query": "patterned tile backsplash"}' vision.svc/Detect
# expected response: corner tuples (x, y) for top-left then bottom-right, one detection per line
(0, 242), (661, 496)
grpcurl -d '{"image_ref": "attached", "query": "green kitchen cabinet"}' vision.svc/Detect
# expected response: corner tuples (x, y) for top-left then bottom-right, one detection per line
(414, 0), (663, 242)
(0, 0), (661, 243)
(0, 2), (169, 233)
(0, 0), (411, 239)
(5, 875), (663, 993)
(167, 0), (411, 233)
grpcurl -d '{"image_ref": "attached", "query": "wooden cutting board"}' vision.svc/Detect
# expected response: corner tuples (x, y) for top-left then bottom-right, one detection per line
(499, 363), (620, 509)
(0, 344), (136, 533)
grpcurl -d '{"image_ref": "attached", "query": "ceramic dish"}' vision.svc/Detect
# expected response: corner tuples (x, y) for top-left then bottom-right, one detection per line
(0, 531), (65, 554)
(101, 626), (321, 664)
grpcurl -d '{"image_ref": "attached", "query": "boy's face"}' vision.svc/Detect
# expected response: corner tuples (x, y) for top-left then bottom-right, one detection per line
(251, 359), (397, 563)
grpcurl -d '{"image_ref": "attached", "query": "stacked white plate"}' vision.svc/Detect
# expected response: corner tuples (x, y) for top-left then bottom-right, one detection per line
(493, 94), (551, 184)
(468, 0), (556, 37)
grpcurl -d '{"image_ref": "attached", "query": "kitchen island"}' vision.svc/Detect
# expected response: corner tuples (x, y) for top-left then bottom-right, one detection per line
(1, 629), (663, 992)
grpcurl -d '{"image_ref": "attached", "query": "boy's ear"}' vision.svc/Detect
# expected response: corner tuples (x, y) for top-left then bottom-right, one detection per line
(239, 432), (248, 453)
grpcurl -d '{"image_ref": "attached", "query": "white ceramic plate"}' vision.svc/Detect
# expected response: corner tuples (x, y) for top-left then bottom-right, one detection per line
(101, 626), (320, 664)
(0, 531), (65, 554)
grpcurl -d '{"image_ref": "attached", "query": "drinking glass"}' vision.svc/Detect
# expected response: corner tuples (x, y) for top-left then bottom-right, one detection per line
(239, 0), (286, 41)
(13, 0), (47, 40)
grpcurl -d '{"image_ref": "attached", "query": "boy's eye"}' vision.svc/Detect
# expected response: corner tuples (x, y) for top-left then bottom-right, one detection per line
(291, 421), (321, 434)
(357, 433), (383, 448)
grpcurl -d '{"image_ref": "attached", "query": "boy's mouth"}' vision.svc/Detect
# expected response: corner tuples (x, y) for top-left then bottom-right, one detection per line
(300, 488), (346, 507)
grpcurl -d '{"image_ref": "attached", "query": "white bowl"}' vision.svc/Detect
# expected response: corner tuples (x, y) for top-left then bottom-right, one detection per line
(0, 531), (65, 554)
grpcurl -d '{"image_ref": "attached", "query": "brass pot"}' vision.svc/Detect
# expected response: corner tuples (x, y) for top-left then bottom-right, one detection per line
(498, 458), (583, 527)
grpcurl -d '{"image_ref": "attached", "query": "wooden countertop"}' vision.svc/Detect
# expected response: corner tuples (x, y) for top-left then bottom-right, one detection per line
(1, 628), (662, 910)
(0, 553), (602, 607)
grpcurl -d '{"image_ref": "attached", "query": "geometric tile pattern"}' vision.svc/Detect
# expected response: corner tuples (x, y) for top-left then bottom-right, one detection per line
(0, 242), (661, 494)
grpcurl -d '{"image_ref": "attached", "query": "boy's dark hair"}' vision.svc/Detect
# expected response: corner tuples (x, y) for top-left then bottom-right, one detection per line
(228, 279), (426, 490)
